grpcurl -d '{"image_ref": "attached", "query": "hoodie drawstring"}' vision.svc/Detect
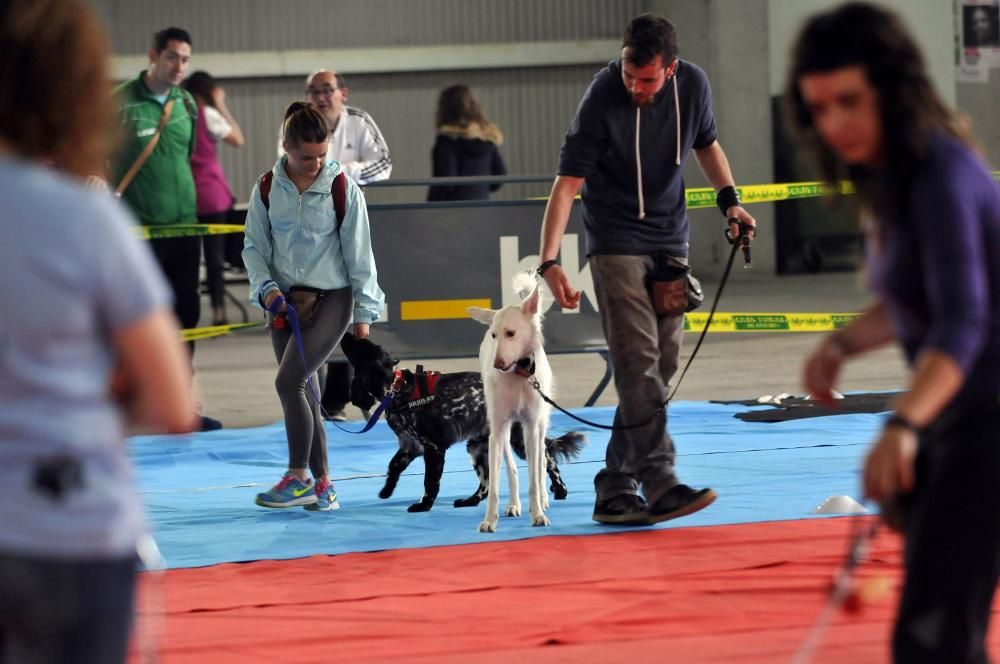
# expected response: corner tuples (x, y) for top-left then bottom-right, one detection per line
(673, 74), (681, 166)
(634, 106), (645, 220)
(635, 71), (682, 222)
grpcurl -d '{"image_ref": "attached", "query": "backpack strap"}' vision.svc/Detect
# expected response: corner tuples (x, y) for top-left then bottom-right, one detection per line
(258, 171), (273, 210)
(332, 171), (347, 230)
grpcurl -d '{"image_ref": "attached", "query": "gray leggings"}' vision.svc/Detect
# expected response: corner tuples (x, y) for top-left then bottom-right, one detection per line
(269, 287), (352, 478)
(590, 254), (685, 505)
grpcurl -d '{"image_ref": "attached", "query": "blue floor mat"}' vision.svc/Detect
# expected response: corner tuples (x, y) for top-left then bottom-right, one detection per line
(129, 401), (888, 569)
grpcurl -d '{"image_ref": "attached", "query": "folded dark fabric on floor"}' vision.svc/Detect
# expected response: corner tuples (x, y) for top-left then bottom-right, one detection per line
(712, 392), (896, 422)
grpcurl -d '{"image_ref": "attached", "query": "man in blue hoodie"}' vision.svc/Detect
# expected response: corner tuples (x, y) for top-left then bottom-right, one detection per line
(538, 14), (757, 525)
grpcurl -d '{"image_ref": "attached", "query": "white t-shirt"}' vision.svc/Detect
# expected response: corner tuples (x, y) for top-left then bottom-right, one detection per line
(203, 105), (232, 142)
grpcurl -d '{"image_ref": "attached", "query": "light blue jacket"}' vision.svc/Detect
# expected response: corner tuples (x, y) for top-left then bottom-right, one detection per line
(243, 157), (384, 324)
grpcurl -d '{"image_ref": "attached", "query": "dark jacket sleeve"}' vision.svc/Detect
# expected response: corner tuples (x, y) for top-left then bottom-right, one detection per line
(692, 69), (717, 150)
(558, 70), (611, 178)
(427, 134), (457, 201)
(910, 150), (989, 374)
(489, 145), (506, 192)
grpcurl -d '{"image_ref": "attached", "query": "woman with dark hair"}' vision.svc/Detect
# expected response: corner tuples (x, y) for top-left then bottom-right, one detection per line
(243, 101), (384, 512)
(0, 0), (196, 660)
(183, 70), (244, 326)
(427, 84), (507, 201)
(789, 4), (1000, 661)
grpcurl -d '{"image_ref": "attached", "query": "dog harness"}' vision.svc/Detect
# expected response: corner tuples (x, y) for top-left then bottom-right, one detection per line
(388, 366), (442, 412)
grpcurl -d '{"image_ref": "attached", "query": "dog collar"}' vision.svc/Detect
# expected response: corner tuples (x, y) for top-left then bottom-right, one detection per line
(514, 355), (536, 378)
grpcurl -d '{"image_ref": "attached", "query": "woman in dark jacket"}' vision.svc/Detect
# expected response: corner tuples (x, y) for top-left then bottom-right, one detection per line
(427, 85), (506, 201)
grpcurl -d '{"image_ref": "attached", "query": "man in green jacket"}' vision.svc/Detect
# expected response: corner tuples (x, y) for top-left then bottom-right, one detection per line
(112, 27), (221, 430)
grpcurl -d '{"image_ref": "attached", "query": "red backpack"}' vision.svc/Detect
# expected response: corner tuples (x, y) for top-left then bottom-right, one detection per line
(257, 170), (348, 230)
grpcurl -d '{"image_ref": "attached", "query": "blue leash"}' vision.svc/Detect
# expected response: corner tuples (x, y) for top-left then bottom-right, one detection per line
(267, 295), (390, 434)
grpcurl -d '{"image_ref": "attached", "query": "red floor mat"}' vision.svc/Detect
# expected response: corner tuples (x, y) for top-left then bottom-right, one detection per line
(152, 518), (999, 663)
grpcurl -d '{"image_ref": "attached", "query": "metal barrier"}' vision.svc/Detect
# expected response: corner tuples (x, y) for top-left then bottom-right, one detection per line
(363, 197), (614, 406)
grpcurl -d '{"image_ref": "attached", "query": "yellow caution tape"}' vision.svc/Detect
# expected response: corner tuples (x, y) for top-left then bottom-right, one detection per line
(531, 173), (999, 205)
(137, 223), (244, 240)
(684, 181), (855, 209)
(180, 322), (259, 342)
(683, 312), (862, 332)
(401, 298), (492, 321)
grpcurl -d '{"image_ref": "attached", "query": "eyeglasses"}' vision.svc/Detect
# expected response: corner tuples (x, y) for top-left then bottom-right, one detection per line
(305, 86), (337, 98)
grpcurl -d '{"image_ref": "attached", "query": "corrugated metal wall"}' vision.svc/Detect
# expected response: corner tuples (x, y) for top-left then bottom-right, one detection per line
(93, 0), (644, 203)
(218, 64), (603, 204)
(96, 0), (641, 52)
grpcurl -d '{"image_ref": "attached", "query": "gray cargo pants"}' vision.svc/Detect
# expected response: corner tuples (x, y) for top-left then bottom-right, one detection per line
(590, 254), (686, 506)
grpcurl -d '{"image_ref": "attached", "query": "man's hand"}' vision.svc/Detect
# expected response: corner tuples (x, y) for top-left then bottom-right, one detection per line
(353, 322), (370, 339)
(726, 206), (757, 244)
(542, 265), (581, 309)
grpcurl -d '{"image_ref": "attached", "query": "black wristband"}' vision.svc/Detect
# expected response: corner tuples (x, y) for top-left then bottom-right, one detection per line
(716, 185), (741, 217)
(884, 413), (917, 431)
(537, 260), (558, 277)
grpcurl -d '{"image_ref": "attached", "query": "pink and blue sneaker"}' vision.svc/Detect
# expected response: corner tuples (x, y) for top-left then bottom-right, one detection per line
(255, 473), (317, 508)
(304, 477), (340, 511)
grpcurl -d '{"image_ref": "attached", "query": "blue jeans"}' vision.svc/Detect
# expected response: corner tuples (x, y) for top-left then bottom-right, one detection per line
(0, 553), (136, 663)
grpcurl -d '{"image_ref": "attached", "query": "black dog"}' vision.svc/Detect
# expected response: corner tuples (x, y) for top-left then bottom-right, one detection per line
(340, 333), (586, 512)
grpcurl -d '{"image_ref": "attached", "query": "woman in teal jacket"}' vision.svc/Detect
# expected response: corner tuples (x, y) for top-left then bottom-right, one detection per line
(243, 102), (384, 511)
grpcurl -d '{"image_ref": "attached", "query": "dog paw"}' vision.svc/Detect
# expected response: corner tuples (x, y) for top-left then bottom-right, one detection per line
(504, 504), (521, 517)
(478, 520), (497, 533)
(454, 496), (482, 508)
(531, 514), (551, 527)
(378, 487), (394, 499)
(407, 501), (433, 513)
(552, 486), (568, 500)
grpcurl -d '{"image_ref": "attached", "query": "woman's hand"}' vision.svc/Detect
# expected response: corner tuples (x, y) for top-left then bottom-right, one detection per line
(353, 322), (370, 339)
(211, 86), (226, 107)
(263, 289), (285, 312)
(802, 335), (847, 402)
(863, 426), (917, 501)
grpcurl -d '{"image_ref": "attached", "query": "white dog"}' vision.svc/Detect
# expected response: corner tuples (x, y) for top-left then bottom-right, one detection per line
(467, 275), (553, 532)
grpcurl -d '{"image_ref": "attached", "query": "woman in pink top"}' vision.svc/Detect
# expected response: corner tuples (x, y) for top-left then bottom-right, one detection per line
(184, 71), (244, 325)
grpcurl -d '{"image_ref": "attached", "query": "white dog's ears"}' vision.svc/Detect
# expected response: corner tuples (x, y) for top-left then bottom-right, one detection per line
(520, 285), (540, 316)
(467, 306), (496, 325)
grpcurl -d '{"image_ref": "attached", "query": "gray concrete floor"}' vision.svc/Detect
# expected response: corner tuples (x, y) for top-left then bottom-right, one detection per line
(194, 271), (909, 429)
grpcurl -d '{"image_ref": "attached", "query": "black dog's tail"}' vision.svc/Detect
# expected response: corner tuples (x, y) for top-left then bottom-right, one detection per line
(544, 432), (587, 462)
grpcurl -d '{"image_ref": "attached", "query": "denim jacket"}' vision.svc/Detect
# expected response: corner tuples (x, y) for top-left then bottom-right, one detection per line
(242, 157), (384, 324)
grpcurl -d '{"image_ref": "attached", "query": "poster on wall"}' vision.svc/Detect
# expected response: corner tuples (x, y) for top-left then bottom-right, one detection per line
(956, 0), (1000, 82)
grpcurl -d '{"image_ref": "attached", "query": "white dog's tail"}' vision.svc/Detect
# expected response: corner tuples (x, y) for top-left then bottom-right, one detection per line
(513, 271), (541, 303)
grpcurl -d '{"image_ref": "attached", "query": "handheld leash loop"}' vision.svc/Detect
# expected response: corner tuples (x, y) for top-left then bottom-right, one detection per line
(725, 218), (754, 268)
(268, 294), (387, 434)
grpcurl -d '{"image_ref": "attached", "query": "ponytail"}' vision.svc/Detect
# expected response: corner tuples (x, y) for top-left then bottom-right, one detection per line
(282, 101), (328, 147)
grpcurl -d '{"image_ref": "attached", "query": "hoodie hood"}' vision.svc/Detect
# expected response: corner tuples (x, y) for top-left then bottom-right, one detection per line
(556, 58), (719, 258)
(438, 121), (504, 145)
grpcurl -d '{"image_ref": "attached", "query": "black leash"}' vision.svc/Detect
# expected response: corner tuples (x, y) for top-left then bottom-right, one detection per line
(529, 220), (754, 431)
